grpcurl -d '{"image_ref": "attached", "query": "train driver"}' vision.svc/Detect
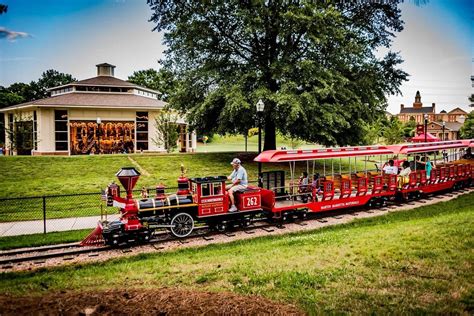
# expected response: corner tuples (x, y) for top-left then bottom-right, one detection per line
(226, 158), (248, 212)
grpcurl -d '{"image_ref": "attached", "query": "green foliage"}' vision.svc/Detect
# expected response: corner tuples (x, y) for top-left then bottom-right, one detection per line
(127, 68), (176, 101)
(149, 0), (408, 149)
(35, 69), (76, 99)
(403, 118), (417, 138)
(247, 128), (258, 138)
(4, 112), (34, 154)
(362, 115), (389, 145)
(0, 70), (75, 108)
(152, 111), (179, 153)
(281, 134), (304, 149)
(0, 87), (24, 108)
(460, 111), (474, 139)
(382, 116), (405, 144)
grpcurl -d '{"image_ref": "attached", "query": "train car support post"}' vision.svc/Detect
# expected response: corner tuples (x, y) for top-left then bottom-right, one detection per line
(256, 99), (265, 187)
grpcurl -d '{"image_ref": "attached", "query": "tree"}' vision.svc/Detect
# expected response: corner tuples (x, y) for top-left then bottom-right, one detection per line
(1, 70), (76, 106)
(153, 110), (179, 153)
(35, 69), (76, 99)
(148, 0), (408, 149)
(4, 112), (34, 155)
(382, 116), (405, 145)
(128, 68), (176, 101)
(0, 4), (7, 15)
(403, 118), (417, 138)
(0, 86), (24, 109)
(460, 111), (474, 139)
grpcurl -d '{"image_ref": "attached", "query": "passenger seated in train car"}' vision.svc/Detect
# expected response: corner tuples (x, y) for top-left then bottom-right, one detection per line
(298, 171), (310, 192)
(409, 155), (424, 171)
(311, 173), (322, 194)
(463, 148), (472, 159)
(398, 161), (411, 188)
(382, 159), (398, 175)
(442, 150), (448, 162)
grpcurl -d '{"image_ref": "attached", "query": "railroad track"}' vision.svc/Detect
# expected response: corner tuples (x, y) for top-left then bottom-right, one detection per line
(1, 187), (472, 270)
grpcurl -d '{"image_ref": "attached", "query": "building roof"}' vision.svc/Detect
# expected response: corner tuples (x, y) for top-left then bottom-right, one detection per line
(440, 110), (447, 113)
(443, 121), (463, 131)
(430, 121), (463, 131)
(448, 107), (468, 114)
(96, 63), (116, 68)
(399, 107), (434, 114)
(0, 92), (166, 112)
(73, 76), (137, 87)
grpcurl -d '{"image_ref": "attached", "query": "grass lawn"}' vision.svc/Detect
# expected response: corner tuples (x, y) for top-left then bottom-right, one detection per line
(195, 134), (320, 153)
(0, 229), (91, 250)
(0, 150), (371, 198)
(1, 193), (472, 314)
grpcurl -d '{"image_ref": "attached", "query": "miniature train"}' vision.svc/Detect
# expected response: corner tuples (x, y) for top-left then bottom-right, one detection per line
(81, 140), (473, 246)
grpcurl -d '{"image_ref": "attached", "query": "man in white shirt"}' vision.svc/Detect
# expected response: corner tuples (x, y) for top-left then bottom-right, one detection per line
(383, 159), (398, 175)
(226, 158), (248, 212)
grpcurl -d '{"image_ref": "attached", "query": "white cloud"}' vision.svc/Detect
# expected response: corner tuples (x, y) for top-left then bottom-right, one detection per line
(0, 27), (32, 41)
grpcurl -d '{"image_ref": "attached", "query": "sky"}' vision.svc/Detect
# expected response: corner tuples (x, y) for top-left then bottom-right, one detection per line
(0, 0), (472, 115)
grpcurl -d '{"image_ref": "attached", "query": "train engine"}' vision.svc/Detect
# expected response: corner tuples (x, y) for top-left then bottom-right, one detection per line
(81, 166), (270, 246)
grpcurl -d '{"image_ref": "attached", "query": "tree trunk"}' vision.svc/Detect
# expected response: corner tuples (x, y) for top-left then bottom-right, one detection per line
(263, 119), (276, 150)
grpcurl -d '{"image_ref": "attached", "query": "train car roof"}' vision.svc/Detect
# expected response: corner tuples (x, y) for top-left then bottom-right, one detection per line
(462, 139), (474, 148)
(254, 146), (395, 162)
(190, 176), (227, 183)
(388, 140), (467, 154)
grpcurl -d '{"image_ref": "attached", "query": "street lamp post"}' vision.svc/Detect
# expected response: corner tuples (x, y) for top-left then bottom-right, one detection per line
(96, 117), (101, 154)
(424, 114), (428, 143)
(256, 99), (265, 187)
(442, 121), (445, 141)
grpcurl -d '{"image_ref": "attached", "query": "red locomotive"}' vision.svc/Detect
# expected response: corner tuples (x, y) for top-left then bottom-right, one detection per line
(82, 140), (473, 246)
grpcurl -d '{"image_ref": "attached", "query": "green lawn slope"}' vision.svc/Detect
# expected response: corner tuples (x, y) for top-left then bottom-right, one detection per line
(1, 192), (473, 314)
(0, 151), (368, 198)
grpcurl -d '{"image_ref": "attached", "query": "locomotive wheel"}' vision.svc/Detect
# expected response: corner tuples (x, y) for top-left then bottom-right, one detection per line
(216, 222), (227, 232)
(170, 213), (194, 238)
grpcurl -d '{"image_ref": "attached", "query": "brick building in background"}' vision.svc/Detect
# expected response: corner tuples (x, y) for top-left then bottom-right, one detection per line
(397, 91), (468, 140)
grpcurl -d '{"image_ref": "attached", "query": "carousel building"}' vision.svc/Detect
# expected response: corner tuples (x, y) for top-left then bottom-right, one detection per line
(1, 63), (196, 155)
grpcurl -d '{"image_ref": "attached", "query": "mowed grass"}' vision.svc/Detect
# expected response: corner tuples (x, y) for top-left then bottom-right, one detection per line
(0, 229), (91, 250)
(0, 151), (369, 198)
(0, 153), (255, 197)
(1, 193), (473, 314)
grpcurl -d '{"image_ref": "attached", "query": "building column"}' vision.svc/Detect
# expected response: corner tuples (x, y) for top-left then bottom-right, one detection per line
(191, 131), (197, 152)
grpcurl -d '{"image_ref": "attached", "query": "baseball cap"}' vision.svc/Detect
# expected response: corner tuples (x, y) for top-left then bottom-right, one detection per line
(230, 158), (241, 165)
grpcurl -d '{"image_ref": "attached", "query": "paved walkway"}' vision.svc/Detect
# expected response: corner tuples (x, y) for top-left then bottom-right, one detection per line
(0, 214), (119, 237)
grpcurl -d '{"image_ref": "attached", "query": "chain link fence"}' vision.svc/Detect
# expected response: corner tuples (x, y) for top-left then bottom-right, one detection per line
(0, 180), (262, 237)
(0, 186), (179, 237)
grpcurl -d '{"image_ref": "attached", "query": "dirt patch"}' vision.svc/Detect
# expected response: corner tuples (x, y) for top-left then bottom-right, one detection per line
(0, 288), (304, 315)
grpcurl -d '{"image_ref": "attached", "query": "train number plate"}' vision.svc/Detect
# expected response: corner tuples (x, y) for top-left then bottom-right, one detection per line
(242, 195), (261, 210)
